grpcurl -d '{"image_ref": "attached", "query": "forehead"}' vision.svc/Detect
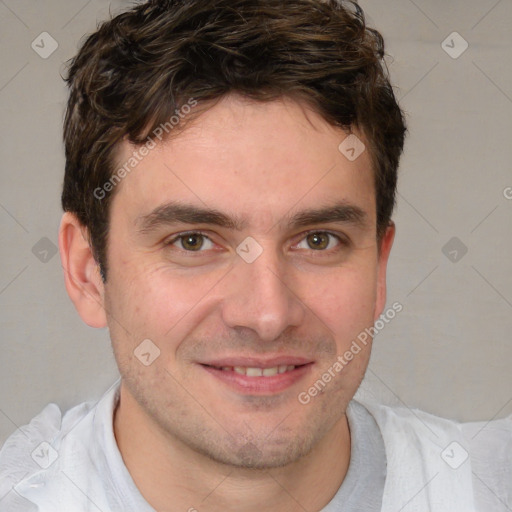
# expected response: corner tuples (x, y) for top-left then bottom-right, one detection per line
(111, 95), (376, 229)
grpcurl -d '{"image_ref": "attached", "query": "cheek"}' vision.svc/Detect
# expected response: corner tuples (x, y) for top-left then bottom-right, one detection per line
(108, 261), (225, 342)
(304, 264), (378, 336)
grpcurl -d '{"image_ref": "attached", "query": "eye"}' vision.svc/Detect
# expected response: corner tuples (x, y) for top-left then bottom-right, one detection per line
(166, 231), (214, 252)
(164, 230), (347, 256)
(295, 231), (345, 252)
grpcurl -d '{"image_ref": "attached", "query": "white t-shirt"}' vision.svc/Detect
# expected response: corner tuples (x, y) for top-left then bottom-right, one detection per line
(0, 379), (511, 511)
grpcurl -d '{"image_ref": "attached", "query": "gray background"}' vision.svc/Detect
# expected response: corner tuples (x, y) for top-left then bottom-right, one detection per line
(0, 0), (511, 446)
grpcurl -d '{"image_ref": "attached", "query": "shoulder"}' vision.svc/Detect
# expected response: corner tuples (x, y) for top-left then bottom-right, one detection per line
(0, 397), (96, 508)
(355, 396), (512, 458)
(354, 396), (512, 511)
(460, 414), (512, 509)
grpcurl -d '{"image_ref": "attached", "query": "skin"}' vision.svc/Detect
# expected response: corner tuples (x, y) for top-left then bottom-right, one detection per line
(59, 94), (395, 512)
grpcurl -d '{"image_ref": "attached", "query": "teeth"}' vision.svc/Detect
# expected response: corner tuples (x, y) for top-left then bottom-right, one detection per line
(262, 367), (278, 377)
(222, 365), (297, 376)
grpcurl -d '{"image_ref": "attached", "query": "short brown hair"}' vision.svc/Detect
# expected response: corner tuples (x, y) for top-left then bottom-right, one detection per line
(62, 0), (407, 281)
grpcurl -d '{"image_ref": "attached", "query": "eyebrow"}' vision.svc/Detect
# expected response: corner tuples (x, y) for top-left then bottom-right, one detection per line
(136, 200), (369, 234)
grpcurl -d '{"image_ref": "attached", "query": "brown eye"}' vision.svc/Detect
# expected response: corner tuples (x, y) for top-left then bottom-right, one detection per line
(167, 232), (214, 252)
(180, 233), (204, 251)
(296, 231), (343, 252)
(306, 232), (330, 250)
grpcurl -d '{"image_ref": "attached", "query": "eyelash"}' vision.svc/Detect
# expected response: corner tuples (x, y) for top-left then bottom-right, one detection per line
(165, 230), (348, 255)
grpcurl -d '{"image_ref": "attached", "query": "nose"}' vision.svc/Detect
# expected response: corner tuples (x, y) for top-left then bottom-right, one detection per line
(220, 245), (306, 342)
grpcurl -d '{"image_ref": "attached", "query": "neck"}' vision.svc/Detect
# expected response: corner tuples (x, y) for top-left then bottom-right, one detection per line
(113, 384), (351, 512)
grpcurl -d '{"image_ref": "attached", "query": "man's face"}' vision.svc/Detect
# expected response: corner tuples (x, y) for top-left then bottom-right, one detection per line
(103, 94), (393, 469)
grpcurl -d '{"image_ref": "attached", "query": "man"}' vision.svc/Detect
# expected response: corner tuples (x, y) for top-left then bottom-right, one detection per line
(0, 0), (510, 510)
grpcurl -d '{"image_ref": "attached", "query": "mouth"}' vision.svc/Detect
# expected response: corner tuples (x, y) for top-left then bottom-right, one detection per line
(203, 364), (303, 377)
(199, 359), (314, 394)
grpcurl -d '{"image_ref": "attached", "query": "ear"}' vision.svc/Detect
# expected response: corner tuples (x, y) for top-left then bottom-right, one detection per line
(58, 212), (107, 328)
(374, 221), (396, 321)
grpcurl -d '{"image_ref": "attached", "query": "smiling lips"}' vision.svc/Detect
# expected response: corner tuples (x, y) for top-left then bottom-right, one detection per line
(201, 356), (313, 375)
(200, 357), (314, 394)
(209, 364), (298, 377)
